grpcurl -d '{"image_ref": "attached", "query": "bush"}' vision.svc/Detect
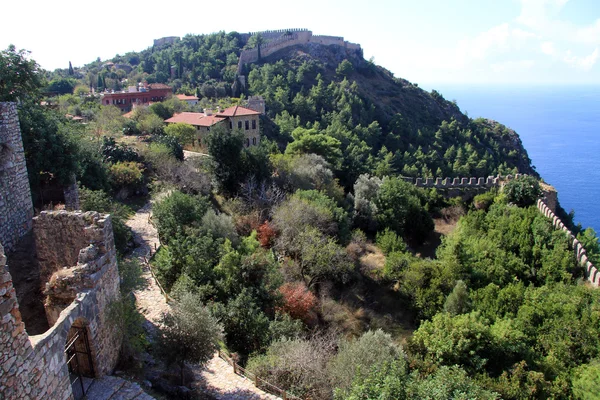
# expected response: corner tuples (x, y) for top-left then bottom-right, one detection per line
(108, 161), (144, 191)
(329, 329), (402, 395)
(278, 282), (318, 325)
(473, 190), (496, 211)
(154, 292), (222, 385)
(247, 334), (336, 399)
(152, 191), (210, 243)
(151, 134), (184, 161)
(257, 220), (277, 248)
(201, 209), (239, 246)
(101, 136), (140, 163)
(269, 311), (306, 342)
(503, 176), (541, 207)
(211, 289), (270, 356)
(376, 228), (406, 255)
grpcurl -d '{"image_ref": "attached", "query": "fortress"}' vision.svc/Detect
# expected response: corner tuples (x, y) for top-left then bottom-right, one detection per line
(236, 29), (362, 87)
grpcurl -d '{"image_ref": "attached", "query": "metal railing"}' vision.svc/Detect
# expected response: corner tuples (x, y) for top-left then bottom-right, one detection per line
(217, 349), (302, 400)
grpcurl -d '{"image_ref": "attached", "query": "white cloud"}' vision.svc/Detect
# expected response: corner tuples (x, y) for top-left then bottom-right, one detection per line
(541, 41), (556, 55)
(564, 48), (599, 70)
(491, 59), (535, 73)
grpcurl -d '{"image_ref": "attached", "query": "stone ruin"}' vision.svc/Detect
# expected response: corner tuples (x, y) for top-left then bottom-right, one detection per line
(0, 102), (121, 399)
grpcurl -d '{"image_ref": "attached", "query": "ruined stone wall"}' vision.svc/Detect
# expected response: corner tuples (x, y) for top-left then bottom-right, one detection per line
(63, 179), (80, 211)
(0, 211), (121, 399)
(0, 102), (34, 253)
(537, 199), (600, 286)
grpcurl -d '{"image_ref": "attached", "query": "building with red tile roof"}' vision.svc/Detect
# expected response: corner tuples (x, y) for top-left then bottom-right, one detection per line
(175, 94), (199, 106)
(99, 83), (172, 112)
(165, 105), (261, 148)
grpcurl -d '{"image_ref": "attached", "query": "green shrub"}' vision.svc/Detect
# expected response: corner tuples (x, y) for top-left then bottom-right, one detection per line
(108, 161), (144, 190)
(503, 176), (541, 207)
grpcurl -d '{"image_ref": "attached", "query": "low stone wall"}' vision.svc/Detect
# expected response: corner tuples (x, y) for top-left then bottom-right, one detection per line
(537, 199), (599, 287)
(0, 211), (121, 399)
(0, 102), (34, 253)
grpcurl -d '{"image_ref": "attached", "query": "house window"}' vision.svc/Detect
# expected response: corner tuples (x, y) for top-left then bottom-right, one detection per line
(229, 121), (233, 129)
(106, 100), (109, 105)
(245, 120), (249, 130)
(238, 121), (242, 129)
(252, 119), (256, 130)
(252, 137), (256, 145)
(246, 138), (250, 147)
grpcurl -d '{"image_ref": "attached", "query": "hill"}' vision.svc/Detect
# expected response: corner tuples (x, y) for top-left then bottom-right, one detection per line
(68, 30), (535, 186)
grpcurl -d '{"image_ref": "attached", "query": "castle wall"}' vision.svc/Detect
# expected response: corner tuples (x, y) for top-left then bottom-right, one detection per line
(409, 173), (598, 286)
(236, 29), (362, 78)
(0, 211), (121, 399)
(0, 102), (34, 253)
(536, 199), (599, 287)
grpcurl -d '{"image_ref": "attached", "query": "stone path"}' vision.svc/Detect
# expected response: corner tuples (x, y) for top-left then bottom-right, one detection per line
(85, 376), (154, 400)
(125, 200), (170, 325)
(195, 355), (279, 400)
(125, 198), (279, 399)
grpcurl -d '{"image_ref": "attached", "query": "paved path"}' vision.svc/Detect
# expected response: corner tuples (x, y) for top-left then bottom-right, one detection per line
(125, 198), (279, 399)
(85, 376), (154, 400)
(126, 200), (170, 325)
(183, 149), (211, 160)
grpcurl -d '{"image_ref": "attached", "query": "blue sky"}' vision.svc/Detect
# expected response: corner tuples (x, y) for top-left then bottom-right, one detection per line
(2, 0), (599, 85)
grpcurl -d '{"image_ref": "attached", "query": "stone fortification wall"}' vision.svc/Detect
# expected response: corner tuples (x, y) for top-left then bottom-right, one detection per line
(0, 211), (121, 399)
(247, 28), (309, 41)
(409, 174), (596, 286)
(236, 29), (362, 76)
(537, 199), (599, 287)
(0, 102), (34, 253)
(311, 35), (345, 46)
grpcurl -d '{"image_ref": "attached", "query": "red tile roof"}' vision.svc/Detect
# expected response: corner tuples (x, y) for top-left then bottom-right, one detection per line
(122, 110), (134, 119)
(216, 105), (261, 117)
(165, 112), (225, 127)
(148, 83), (172, 90)
(176, 94), (199, 101)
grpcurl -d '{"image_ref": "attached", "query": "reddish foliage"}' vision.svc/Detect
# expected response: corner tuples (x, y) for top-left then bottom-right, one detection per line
(234, 212), (261, 237)
(278, 282), (318, 324)
(257, 220), (277, 248)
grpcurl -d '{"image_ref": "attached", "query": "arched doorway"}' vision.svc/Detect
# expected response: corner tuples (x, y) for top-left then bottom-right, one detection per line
(64, 319), (95, 399)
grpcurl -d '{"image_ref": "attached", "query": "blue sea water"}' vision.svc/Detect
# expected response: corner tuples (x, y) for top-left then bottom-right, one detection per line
(425, 84), (600, 233)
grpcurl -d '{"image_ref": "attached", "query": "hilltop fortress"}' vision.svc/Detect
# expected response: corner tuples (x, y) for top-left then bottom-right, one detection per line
(235, 29), (362, 87)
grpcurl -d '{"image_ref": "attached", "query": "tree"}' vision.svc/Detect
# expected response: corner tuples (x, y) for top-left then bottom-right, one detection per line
(211, 289), (270, 356)
(154, 292), (222, 385)
(68, 61), (74, 76)
(374, 176), (433, 243)
(336, 59), (354, 77)
(165, 122), (197, 147)
(46, 78), (76, 95)
(205, 125), (246, 195)
(444, 280), (471, 316)
(285, 127), (342, 168)
(0, 45), (43, 101)
(248, 33), (266, 60)
(503, 175), (542, 207)
(329, 330), (402, 396)
(296, 227), (354, 288)
(152, 191), (210, 243)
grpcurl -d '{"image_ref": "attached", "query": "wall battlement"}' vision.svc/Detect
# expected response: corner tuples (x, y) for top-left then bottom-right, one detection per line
(407, 173), (596, 286)
(537, 199), (599, 287)
(236, 29), (362, 78)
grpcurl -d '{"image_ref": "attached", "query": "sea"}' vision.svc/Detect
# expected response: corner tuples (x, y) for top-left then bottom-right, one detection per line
(425, 84), (600, 233)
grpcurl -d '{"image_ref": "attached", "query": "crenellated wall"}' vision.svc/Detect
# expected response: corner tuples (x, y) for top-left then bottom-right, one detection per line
(0, 102), (34, 253)
(236, 29), (362, 78)
(536, 199), (599, 287)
